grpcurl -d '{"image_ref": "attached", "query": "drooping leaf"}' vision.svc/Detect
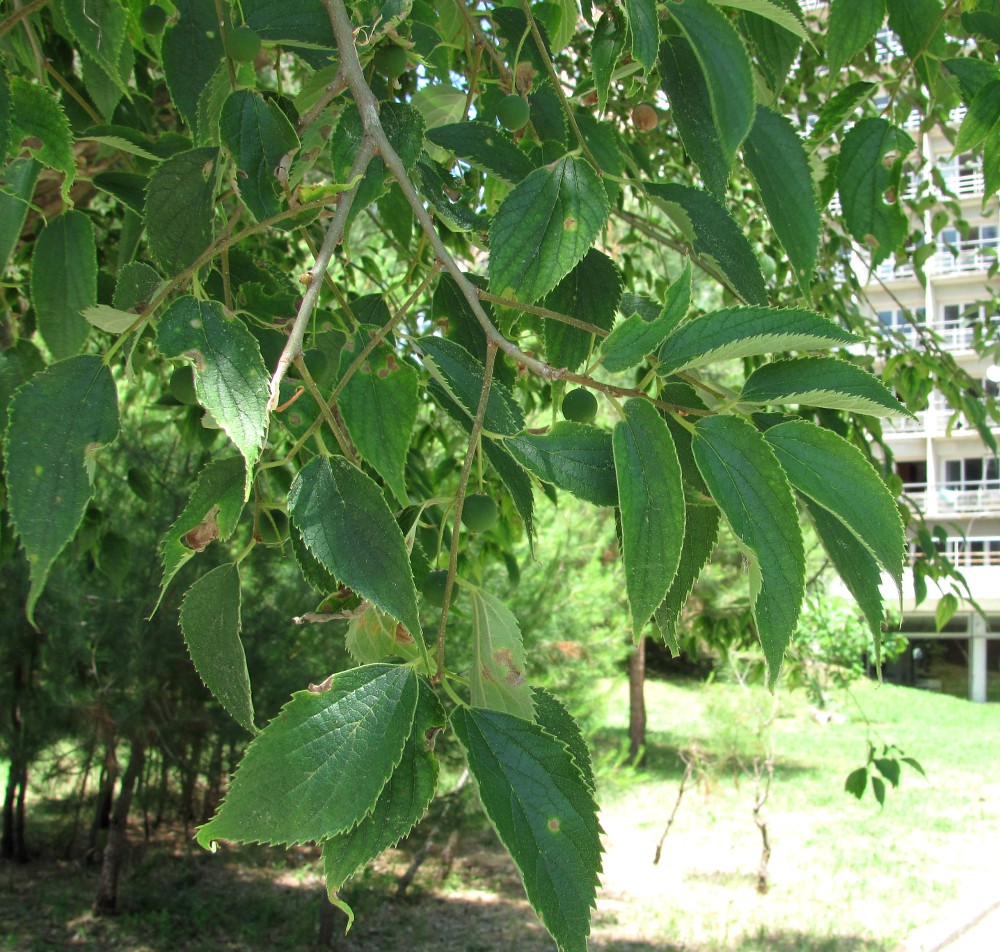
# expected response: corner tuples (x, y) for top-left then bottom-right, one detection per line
(613, 400), (686, 638)
(542, 250), (621, 373)
(417, 336), (525, 437)
(469, 587), (534, 720)
(346, 603), (420, 665)
(658, 307), (860, 375)
(531, 687), (595, 794)
(718, 0), (805, 39)
(660, 35), (730, 199)
(157, 456), (247, 607)
(601, 259), (692, 373)
(80, 40), (132, 121)
(693, 415), (804, 686)
(507, 422), (618, 507)
(322, 680), (444, 895)
(739, 0), (804, 98)
(82, 305), (140, 334)
(425, 122), (536, 183)
(0, 158), (41, 274)
(845, 766), (868, 799)
(453, 707), (603, 952)
(339, 329), (420, 508)
(157, 298), (269, 495)
(243, 0), (338, 54)
(645, 183), (767, 305)
(805, 499), (885, 654)
(220, 90), (300, 222)
(886, 0), (946, 65)
(4, 357), (119, 623)
(741, 356), (910, 417)
(665, 0), (754, 170)
(807, 81), (876, 147)
(955, 81), (1000, 154)
(742, 107), (819, 293)
(654, 503), (722, 655)
(56, 0), (127, 81)
(30, 211), (97, 360)
(489, 156), (610, 305)
(765, 420), (905, 591)
(592, 10), (626, 115)
(198, 665), (418, 847)
(8, 78), (75, 202)
(179, 563), (255, 734)
(144, 148), (219, 276)
(827, 0), (886, 73)
(837, 119), (914, 267)
(623, 0), (659, 73)
(288, 456), (421, 638)
(161, 0), (224, 128)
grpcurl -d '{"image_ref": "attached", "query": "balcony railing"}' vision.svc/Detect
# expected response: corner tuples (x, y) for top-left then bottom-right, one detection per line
(900, 482), (1000, 515)
(884, 412), (928, 434)
(941, 169), (985, 198)
(934, 238), (999, 276)
(935, 315), (1000, 350)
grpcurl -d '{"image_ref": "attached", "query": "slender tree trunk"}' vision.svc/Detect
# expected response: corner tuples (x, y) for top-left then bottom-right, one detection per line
(93, 737), (145, 916)
(200, 734), (225, 824)
(154, 752), (170, 829)
(65, 735), (96, 859)
(2, 762), (29, 862)
(87, 741), (119, 864)
(628, 635), (647, 767)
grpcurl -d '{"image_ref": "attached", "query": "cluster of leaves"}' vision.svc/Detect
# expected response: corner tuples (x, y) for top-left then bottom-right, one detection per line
(2, 0), (999, 948)
(845, 740), (926, 808)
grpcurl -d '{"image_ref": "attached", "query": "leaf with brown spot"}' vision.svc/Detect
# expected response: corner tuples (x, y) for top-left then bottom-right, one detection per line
(469, 587), (534, 720)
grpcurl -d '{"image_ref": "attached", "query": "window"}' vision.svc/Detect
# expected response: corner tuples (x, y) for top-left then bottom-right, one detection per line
(943, 457), (1000, 490)
(877, 307), (925, 336)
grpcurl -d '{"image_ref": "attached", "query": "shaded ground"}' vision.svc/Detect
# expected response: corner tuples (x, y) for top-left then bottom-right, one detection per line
(3, 679), (999, 951)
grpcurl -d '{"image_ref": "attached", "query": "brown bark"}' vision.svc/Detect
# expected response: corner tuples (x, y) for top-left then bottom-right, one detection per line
(628, 634), (647, 767)
(2, 763), (28, 863)
(86, 740), (119, 863)
(93, 738), (146, 916)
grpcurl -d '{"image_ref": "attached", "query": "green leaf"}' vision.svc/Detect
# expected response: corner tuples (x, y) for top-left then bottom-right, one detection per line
(243, 0), (337, 52)
(507, 422), (618, 507)
(886, 0), (946, 63)
(346, 604), (420, 665)
(805, 499), (885, 649)
(716, 0), (806, 40)
(220, 90), (300, 222)
(417, 336), (525, 437)
(0, 61), (9, 165)
(654, 503), (722, 654)
(943, 57), (999, 102)
(469, 587), (534, 720)
(113, 261), (161, 312)
(613, 400), (686, 638)
(542, 250), (621, 372)
(158, 456), (247, 607)
(659, 35), (730, 199)
(693, 415), (804, 686)
(828, 0), (886, 73)
(665, 0), (754, 170)
(935, 592), (958, 631)
(741, 357), (910, 417)
(162, 0), (224, 128)
(955, 81), (1000, 153)
(82, 305), (139, 334)
(739, 0), (804, 97)
(742, 107), (819, 293)
(844, 766), (868, 799)
(425, 122), (536, 183)
(0, 342), (44, 437)
(198, 665), (418, 847)
(489, 156), (609, 305)
(288, 456), (421, 638)
(80, 40), (132, 122)
(93, 171), (147, 214)
(871, 774), (886, 807)
(873, 757), (901, 788)
(452, 707), (603, 952)
(765, 420), (905, 591)
(644, 183), (767, 305)
(9, 79), (75, 202)
(531, 687), (595, 794)
(623, 0), (659, 73)
(807, 81), (876, 147)
(837, 119), (914, 266)
(56, 0), (127, 81)
(322, 680), (443, 894)
(658, 307), (860, 375)
(179, 563), (255, 734)
(145, 147), (219, 276)
(0, 158), (41, 274)
(157, 298), (269, 495)
(601, 259), (692, 373)
(592, 11), (626, 115)
(4, 356), (119, 623)
(339, 330), (420, 508)
(30, 211), (96, 360)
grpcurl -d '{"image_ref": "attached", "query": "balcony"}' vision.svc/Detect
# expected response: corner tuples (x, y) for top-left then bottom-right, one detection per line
(885, 412), (929, 435)
(901, 482), (1000, 516)
(941, 169), (985, 199)
(933, 237), (998, 276)
(934, 315), (1000, 350)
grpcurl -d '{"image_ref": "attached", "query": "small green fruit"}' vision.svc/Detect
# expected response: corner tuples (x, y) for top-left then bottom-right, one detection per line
(421, 569), (449, 607)
(257, 509), (290, 545)
(169, 366), (198, 405)
(227, 25), (261, 63)
(462, 494), (498, 532)
(562, 388), (598, 423)
(497, 94), (530, 132)
(374, 45), (408, 78)
(140, 5), (167, 35)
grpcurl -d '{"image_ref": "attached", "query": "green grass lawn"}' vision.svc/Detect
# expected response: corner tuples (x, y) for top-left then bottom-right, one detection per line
(1, 677), (998, 951)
